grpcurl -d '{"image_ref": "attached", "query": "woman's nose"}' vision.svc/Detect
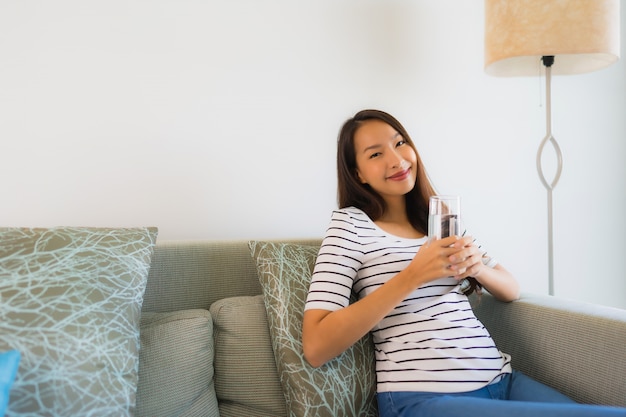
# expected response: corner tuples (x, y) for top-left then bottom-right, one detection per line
(388, 149), (404, 168)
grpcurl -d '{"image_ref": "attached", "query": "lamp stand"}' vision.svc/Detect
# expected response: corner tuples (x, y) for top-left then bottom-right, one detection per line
(536, 55), (563, 296)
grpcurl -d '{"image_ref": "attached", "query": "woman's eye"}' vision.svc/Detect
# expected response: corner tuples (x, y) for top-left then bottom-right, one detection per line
(396, 140), (406, 147)
(369, 152), (381, 159)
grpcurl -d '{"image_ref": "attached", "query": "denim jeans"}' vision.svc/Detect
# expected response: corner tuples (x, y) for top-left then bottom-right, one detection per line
(377, 371), (626, 417)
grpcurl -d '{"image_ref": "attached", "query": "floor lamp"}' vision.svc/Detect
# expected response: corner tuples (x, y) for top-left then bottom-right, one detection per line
(483, 0), (620, 296)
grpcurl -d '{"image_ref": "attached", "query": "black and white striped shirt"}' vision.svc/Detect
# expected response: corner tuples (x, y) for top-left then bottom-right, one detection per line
(305, 207), (512, 393)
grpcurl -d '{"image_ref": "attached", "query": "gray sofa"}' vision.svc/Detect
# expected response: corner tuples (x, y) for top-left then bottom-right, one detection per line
(137, 239), (626, 416)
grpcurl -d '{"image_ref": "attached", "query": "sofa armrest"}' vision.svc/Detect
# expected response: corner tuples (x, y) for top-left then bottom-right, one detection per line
(471, 292), (626, 407)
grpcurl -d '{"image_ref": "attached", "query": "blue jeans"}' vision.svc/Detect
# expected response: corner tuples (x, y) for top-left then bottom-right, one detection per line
(377, 371), (626, 417)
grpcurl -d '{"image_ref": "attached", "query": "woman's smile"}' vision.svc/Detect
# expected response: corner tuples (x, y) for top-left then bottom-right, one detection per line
(387, 168), (411, 181)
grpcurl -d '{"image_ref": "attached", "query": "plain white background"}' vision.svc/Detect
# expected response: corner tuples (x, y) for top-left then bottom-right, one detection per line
(1, 1), (624, 309)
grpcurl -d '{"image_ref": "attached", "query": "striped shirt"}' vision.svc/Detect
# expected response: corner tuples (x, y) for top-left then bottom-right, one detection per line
(305, 207), (512, 393)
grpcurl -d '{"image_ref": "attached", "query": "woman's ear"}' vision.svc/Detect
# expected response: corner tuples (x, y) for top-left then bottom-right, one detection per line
(355, 169), (367, 184)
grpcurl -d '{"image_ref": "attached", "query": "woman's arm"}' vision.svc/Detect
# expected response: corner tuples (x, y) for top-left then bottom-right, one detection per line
(303, 268), (420, 368)
(302, 235), (463, 368)
(471, 263), (519, 302)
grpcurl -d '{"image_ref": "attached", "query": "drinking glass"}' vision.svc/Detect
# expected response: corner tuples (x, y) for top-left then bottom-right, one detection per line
(428, 195), (461, 241)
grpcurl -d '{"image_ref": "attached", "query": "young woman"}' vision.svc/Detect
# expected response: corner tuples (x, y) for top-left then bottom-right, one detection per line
(302, 109), (625, 417)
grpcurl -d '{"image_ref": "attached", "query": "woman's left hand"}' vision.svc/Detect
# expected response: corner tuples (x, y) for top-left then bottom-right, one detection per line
(447, 235), (520, 302)
(446, 236), (483, 279)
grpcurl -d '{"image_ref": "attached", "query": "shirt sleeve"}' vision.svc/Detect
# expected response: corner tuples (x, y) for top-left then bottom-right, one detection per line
(304, 210), (363, 312)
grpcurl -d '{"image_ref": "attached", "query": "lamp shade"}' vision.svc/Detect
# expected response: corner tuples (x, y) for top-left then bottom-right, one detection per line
(485, 0), (620, 76)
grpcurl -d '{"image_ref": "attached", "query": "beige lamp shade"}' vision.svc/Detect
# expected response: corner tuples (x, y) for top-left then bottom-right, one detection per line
(485, 0), (620, 76)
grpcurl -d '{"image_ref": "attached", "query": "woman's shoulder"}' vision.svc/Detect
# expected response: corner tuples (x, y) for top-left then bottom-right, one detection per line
(324, 207), (387, 244)
(332, 206), (369, 219)
(329, 207), (375, 227)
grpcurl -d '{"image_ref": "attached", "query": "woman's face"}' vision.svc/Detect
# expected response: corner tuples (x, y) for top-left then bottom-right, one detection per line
(353, 119), (418, 204)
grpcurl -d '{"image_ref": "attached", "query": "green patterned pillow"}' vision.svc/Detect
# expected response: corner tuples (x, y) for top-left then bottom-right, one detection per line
(0, 227), (157, 416)
(249, 241), (378, 417)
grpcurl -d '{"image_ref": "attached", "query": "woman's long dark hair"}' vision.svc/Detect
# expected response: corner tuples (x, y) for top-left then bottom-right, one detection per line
(336, 109), (481, 296)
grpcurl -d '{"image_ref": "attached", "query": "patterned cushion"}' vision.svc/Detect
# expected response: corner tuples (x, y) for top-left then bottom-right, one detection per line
(0, 351), (20, 416)
(136, 309), (219, 417)
(0, 227), (157, 416)
(210, 295), (287, 417)
(248, 241), (378, 417)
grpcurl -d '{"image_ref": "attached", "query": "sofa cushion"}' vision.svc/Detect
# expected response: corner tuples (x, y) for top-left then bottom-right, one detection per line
(249, 241), (378, 417)
(210, 295), (287, 417)
(0, 227), (157, 417)
(0, 351), (20, 416)
(136, 309), (219, 417)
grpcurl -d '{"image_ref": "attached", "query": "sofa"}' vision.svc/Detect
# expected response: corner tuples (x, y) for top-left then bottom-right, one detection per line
(2, 231), (626, 416)
(138, 239), (626, 416)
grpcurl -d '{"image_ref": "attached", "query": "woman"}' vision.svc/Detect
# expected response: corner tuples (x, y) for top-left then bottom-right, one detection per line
(302, 109), (625, 416)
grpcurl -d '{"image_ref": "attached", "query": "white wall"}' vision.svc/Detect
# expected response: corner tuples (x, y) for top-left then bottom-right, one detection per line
(1, 1), (624, 309)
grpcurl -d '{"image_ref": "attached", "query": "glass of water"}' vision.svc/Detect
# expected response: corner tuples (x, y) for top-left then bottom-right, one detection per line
(428, 195), (461, 241)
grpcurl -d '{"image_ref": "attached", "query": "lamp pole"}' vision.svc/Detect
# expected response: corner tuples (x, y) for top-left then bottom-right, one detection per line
(536, 55), (563, 296)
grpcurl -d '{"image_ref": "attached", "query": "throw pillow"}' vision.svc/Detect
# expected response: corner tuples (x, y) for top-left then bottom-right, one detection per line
(210, 295), (287, 417)
(0, 227), (157, 417)
(248, 241), (378, 417)
(0, 350), (20, 416)
(136, 309), (219, 417)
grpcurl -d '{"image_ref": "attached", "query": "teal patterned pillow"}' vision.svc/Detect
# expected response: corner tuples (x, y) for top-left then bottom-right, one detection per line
(249, 241), (378, 417)
(0, 227), (157, 416)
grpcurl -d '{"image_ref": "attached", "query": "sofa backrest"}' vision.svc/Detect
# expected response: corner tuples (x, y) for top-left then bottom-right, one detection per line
(142, 239), (321, 313)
